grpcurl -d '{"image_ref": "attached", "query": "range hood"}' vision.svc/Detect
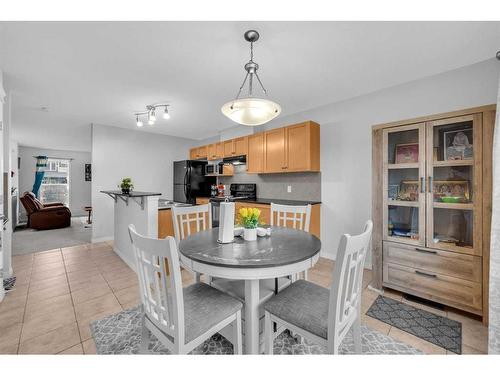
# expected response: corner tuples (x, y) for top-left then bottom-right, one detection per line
(222, 155), (246, 165)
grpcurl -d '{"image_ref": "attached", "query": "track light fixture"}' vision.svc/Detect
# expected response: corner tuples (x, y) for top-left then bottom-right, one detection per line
(134, 103), (170, 127)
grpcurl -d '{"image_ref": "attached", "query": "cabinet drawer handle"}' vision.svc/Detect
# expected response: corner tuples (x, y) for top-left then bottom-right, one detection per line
(415, 248), (437, 255)
(415, 270), (437, 278)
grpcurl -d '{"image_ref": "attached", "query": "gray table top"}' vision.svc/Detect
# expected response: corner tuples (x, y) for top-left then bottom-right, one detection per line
(179, 226), (321, 268)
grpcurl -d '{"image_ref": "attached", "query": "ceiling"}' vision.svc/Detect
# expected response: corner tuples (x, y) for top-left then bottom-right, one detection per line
(1, 21), (499, 152)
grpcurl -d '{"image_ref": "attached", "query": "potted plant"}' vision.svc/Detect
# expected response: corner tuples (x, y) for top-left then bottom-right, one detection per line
(119, 177), (134, 194)
(238, 207), (260, 241)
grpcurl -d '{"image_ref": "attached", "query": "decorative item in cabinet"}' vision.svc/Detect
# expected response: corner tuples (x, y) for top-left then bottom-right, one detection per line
(395, 143), (419, 164)
(443, 128), (473, 161)
(398, 181), (419, 201)
(433, 180), (470, 203)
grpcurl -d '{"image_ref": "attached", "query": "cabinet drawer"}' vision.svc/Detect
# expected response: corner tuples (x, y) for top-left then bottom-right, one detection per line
(383, 262), (482, 314)
(383, 241), (481, 282)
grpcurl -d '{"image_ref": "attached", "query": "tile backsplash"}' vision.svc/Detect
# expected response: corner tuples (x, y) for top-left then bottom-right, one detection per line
(219, 165), (321, 201)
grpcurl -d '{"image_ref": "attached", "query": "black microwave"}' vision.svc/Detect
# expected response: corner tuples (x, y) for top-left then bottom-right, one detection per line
(205, 163), (223, 175)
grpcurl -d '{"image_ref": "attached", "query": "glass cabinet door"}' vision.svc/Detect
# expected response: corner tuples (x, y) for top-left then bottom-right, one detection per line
(425, 114), (482, 256)
(383, 123), (426, 246)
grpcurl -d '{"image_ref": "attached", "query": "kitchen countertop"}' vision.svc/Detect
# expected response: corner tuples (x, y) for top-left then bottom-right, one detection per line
(101, 190), (162, 197)
(194, 197), (321, 206)
(158, 200), (193, 210)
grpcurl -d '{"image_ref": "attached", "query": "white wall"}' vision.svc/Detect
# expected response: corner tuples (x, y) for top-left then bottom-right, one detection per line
(91, 124), (195, 242)
(251, 59), (499, 263)
(18, 146), (91, 217)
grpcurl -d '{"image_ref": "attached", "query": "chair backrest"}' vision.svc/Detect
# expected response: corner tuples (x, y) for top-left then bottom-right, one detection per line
(270, 203), (311, 232)
(20, 192), (43, 215)
(327, 220), (373, 342)
(171, 204), (212, 242)
(128, 224), (185, 344)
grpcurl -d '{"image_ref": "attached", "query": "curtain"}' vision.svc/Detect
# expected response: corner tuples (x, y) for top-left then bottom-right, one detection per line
(489, 71), (500, 354)
(31, 156), (47, 198)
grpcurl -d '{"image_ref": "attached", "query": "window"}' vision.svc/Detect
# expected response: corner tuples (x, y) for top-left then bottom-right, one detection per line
(40, 158), (70, 206)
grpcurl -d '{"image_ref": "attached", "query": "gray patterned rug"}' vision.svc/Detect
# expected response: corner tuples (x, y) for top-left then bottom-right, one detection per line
(366, 295), (462, 354)
(90, 305), (422, 354)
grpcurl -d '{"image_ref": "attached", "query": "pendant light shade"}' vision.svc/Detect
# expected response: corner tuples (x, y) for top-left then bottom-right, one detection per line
(222, 30), (280, 126)
(221, 98), (281, 126)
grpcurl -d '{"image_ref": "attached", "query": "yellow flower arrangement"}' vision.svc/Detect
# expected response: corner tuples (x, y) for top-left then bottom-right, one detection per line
(238, 207), (261, 229)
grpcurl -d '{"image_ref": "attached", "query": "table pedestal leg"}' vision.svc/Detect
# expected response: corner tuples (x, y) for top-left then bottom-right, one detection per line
(244, 279), (260, 354)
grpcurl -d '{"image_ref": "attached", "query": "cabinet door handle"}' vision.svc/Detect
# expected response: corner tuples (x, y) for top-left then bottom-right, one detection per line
(415, 270), (437, 278)
(415, 247), (437, 255)
(428, 176), (433, 193)
(420, 177), (425, 193)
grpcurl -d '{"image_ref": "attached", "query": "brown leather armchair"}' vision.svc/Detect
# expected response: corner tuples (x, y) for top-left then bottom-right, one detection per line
(20, 191), (71, 230)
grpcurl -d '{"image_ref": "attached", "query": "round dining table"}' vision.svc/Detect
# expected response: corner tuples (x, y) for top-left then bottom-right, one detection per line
(178, 226), (321, 354)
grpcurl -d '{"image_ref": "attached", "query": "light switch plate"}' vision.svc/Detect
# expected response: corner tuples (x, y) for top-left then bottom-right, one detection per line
(287, 185), (292, 193)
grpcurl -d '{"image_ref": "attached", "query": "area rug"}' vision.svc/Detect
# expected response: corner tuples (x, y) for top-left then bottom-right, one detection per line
(90, 305), (422, 355)
(366, 295), (462, 354)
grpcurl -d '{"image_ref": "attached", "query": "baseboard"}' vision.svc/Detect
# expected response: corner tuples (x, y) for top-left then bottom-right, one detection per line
(92, 236), (114, 243)
(113, 245), (137, 273)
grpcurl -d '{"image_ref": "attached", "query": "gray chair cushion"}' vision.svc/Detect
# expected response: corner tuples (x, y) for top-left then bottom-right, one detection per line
(183, 282), (243, 343)
(263, 280), (329, 339)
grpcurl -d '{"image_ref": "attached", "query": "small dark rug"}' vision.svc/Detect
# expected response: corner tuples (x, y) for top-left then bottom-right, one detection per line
(3, 276), (16, 291)
(366, 295), (462, 354)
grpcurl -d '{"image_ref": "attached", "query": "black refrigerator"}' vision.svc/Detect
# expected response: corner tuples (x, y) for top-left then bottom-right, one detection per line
(173, 160), (215, 204)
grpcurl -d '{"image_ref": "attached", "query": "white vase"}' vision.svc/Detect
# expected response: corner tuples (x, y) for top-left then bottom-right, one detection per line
(243, 228), (257, 241)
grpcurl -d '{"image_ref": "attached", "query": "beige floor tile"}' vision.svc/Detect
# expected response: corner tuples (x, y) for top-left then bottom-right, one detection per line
(66, 268), (101, 283)
(361, 314), (391, 335)
(120, 300), (141, 310)
(446, 311), (488, 353)
(12, 261), (33, 273)
(106, 274), (138, 292)
(0, 306), (25, 329)
(34, 248), (61, 257)
(21, 305), (76, 342)
(63, 254), (93, 265)
(0, 342), (19, 354)
(25, 293), (73, 320)
(388, 327), (446, 354)
(69, 273), (107, 292)
(27, 283), (70, 305)
(0, 292), (28, 313)
(62, 244), (90, 253)
(11, 268), (32, 286)
(28, 273), (68, 292)
(461, 344), (486, 355)
(32, 259), (66, 271)
(58, 343), (84, 354)
(30, 266), (67, 281)
(0, 323), (23, 347)
(307, 273), (331, 288)
(33, 255), (63, 266)
(77, 303), (123, 341)
(19, 322), (80, 354)
(82, 339), (97, 354)
(65, 261), (99, 273)
(361, 289), (380, 313)
(74, 293), (122, 322)
(72, 282), (112, 305)
(114, 284), (140, 306)
(102, 268), (135, 282)
(362, 269), (373, 289)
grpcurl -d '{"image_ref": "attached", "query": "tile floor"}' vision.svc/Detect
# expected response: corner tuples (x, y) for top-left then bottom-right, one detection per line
(0, 242), (488, 355)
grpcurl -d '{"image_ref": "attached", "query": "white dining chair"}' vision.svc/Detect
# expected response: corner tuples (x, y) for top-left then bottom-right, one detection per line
(171, 204), (212, 283)
(128, 224), (243, 354)
(270, 203), (312, 280)
(263, 220), (373, 355)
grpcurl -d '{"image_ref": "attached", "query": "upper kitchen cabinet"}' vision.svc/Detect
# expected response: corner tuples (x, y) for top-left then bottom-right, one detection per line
(189, 145), (208, 160)
(223, 136), (248, 157)
(208, 142), (224, 161)
(247, 132), (265, 173)
(263, 121), (320, 173)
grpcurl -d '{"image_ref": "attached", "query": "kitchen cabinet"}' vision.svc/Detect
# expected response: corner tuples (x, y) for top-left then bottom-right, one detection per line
(158, 209), (174, 239)
(264, 127), (287, 173)
(263, 121), (320, 173)
(372, 105), (495, 322)
(224, 136), (248, 157)
(208, 142), (224, 161)
(247, 133), (265, 173)
(196, 197), (210, 205)
(189, 146), (208, 160)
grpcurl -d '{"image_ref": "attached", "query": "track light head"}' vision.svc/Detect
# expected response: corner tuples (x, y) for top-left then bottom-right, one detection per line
(136, 116), (143, 127)
(163, 106), (170, 120)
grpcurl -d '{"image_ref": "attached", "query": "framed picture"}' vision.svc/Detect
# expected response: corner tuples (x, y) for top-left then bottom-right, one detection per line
(85, 164), (92, 181)
(388, 184), (400, 200)
(433, 180), (470, 202)
(443, 128), (473, 161)
(395, 143), (419, 164)
(399, 180), (419, 201)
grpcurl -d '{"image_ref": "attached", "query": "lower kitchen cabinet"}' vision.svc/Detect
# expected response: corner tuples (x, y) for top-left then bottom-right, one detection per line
(158, 209), (174, 239)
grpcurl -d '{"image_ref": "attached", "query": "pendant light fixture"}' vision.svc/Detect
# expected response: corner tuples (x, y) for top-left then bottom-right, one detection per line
(221, 30), (281, 126)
